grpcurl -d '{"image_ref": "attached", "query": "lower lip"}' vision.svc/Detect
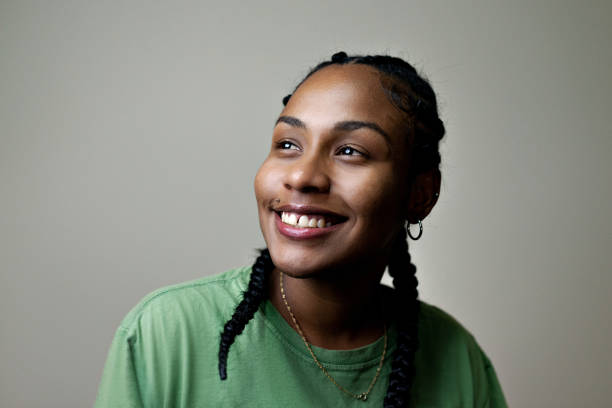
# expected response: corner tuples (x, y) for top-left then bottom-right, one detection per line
(274, 212), (342, 239)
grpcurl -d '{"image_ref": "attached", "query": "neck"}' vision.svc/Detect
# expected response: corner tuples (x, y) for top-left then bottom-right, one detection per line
(269, 262), (387, 350)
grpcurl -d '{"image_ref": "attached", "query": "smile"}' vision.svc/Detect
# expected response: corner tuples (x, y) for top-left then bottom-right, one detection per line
(273, 207), (347, 239)
(280, 212), (333, 229)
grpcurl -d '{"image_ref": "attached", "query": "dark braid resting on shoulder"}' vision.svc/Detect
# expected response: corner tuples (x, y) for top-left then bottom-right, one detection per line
(218, 51), (445, 407)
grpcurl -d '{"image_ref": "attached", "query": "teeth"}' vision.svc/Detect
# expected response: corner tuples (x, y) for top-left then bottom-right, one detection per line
(280, 212), (333, 229)
(298, 215), (309, 227)
(286, 213), (298, 226)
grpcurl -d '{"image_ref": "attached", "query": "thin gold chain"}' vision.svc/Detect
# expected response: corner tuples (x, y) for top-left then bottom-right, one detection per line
(279, 272), (387, 402)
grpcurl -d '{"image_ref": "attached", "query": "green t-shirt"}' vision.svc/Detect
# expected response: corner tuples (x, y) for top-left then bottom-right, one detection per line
(95, 267), (507, 407)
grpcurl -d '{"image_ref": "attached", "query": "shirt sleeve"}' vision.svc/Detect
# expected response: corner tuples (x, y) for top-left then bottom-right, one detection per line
(94, 326), (144, 408)
(478, 347), (508, 408)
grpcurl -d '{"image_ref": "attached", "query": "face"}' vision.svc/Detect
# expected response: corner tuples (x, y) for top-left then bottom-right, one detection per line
(254, 64), (413, 278)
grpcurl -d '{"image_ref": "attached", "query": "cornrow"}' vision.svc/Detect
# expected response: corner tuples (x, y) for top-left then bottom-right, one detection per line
(219, 52), (445, 407)
(218, 248), (273, 380)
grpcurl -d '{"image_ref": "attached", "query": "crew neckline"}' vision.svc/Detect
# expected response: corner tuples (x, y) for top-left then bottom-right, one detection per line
(259, 297), (397, 370)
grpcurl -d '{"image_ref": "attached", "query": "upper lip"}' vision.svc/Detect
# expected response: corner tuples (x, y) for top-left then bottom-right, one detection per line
(272, 204), (346, 219)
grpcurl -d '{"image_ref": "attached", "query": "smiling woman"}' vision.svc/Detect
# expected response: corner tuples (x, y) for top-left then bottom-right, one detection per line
(256, 63), (415, 278)
(95, 52), (508, 407)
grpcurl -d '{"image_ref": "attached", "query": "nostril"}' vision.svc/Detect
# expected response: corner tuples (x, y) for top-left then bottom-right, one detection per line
(299, 185), (327, 194)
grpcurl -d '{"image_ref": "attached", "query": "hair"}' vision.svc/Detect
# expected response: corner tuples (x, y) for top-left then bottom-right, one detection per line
(218, 51), (445, 407)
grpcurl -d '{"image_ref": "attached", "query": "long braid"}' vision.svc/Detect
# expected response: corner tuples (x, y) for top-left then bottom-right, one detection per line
(218, 248), (273, 380)
(384, 227), (420, 407)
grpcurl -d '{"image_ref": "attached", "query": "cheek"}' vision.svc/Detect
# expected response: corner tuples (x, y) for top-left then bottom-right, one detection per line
(253, 166), (265, 203)
(339, 168), (405, 221)
(254, 159), (281, 206)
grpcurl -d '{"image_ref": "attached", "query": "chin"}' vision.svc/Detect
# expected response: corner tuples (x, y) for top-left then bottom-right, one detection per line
(267, 242), (381, 281)
(268, 245), (331, 278)
(268, 250), (320, 278)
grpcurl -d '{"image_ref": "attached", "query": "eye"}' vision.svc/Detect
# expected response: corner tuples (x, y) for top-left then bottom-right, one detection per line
(276, 140), (300, 151)
(336, 145), (365, 157)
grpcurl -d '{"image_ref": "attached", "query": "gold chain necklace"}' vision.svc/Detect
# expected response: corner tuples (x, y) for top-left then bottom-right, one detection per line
(279, 272), (387, 402)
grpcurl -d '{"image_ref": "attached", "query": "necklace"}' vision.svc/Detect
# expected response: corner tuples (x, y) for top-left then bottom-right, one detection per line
(279, 272), (387, 402)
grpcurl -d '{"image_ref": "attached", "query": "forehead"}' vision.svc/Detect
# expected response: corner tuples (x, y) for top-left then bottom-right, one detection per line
(282, 64), (407, 137)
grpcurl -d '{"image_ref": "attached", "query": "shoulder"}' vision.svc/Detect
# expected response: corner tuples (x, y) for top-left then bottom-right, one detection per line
(414, 301), (508, 406)
(118, 266), (250, 333)
(416, 300), (482, 356)
(418, 301), (473, 339)
(97, 267), (253, 407)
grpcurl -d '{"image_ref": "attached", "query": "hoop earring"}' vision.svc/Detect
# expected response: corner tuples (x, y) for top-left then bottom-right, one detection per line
(407, 220), (423, 240)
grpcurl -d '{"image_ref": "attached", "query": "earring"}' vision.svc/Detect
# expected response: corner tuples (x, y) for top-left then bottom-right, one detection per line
(407, 220), (423, 240)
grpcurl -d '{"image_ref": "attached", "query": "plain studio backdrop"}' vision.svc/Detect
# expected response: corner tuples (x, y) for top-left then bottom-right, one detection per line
(1, 1), (611, 407)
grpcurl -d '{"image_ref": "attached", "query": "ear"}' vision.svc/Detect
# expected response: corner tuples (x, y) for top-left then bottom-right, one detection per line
(405, 168), (441, 223)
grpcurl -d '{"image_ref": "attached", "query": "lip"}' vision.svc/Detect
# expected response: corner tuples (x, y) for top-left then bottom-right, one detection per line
(274, 211), (343, 239)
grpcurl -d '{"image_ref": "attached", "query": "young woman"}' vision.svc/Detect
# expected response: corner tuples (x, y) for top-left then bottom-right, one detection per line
(95, 52), (507, 407)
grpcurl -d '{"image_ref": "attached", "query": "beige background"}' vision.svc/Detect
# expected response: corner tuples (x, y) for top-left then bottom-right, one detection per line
(1, 1), (611, 407)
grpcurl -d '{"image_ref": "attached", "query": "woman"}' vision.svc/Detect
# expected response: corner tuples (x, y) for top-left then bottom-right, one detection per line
(95, 52), (507, 407)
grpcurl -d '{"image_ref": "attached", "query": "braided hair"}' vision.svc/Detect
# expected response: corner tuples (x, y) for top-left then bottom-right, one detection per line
(218, 52), (445, 407)
(218, 248), (273, 380)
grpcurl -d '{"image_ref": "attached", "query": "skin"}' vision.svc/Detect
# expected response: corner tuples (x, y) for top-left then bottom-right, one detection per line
(254, 64), (440, 349)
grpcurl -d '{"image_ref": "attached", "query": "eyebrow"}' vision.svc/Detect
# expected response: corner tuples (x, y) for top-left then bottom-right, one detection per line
(275, 115), (391, 142)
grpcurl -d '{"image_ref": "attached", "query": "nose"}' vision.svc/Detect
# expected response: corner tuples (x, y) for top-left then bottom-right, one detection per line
(284, 152), (331, 194)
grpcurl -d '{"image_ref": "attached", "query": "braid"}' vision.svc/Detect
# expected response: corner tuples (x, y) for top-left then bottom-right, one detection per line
(383, 227), (420, 407)
(218, 248), (273, 380)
